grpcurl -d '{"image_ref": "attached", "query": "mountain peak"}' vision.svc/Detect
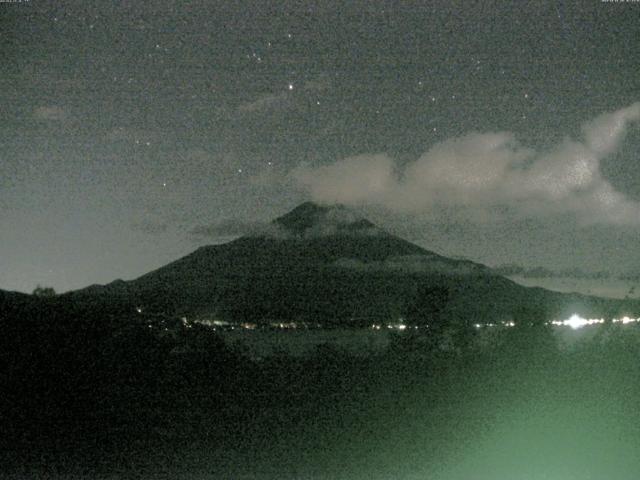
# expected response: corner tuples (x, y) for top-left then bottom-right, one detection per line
(285, 201), (343, 215)
(273, 201), (376, 236)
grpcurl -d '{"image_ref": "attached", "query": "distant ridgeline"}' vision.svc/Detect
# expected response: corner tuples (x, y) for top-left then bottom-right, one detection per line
(3, 202), (638, 327)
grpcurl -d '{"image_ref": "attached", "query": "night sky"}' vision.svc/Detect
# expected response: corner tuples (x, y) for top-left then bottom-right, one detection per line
(1, 0), (639, 293)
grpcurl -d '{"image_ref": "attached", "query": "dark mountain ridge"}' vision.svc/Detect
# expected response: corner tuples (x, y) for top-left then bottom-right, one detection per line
(44, 202), (634, 326)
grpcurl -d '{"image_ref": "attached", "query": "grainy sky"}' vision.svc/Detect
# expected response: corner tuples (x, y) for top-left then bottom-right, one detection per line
(1, 0), (639, 293)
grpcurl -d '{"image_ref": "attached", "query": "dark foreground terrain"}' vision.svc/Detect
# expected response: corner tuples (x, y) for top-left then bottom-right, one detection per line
(2, 302), (640, 480)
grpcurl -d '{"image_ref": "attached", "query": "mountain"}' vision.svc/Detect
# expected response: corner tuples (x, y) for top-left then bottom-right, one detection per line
(0, 289), (35, 314)
(64, 202), (636, 326)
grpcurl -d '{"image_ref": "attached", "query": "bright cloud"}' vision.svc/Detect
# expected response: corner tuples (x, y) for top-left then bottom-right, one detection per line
(293, 153), (397, 205)
(293, 103), (640, 224)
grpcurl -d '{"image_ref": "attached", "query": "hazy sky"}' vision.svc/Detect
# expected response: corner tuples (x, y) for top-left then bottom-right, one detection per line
(1, 0), (639, 293)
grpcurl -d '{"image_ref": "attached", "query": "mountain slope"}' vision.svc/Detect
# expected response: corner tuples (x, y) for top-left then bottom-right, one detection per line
(0, 289), (35, 316)
(66, 202), (636, 325)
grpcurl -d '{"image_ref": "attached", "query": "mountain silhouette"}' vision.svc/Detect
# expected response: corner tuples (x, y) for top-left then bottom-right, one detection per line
(47, 201), (633, 326)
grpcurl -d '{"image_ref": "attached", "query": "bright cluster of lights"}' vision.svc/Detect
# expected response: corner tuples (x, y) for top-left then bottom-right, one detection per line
(551, 314), (640, 330)
(612, 316), (639, 325)
(551, 314), (605, 330)
(473, 321), (517, 329)
(471, 314), (640, 331)
(551, 314), (639, 329)
(188, 314), (639, 333)
(371, 324), (418, 331)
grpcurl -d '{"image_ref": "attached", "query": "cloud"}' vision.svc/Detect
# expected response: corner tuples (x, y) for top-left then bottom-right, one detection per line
(333, 255), (487, 275)
(189, 219), (292, 241)
(493, 264), (612, 280)
(236, 76), (331, 116)
(297, 208), (384, 238)
(189, 219), (267, 238)
(293, 154), (397, 205)
(293, 103), (640, 224)
(237, 92), (292, 115)
(33, 105), (68, 122)
(189, 208), (384, 242)
(582, 102), (640, 156)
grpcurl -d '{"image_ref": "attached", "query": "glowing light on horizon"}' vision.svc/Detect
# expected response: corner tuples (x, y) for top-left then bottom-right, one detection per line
(474, 314), (639, 330)
(567, 314), (590, 329)
(613, 316), (637, 324)
(549, 314), (639, 329)
(551, 314), (605, 329)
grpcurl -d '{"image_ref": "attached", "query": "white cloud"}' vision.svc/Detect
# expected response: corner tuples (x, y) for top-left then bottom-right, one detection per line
(292, 154), (397, 205)
(293, 103), (640, 225)
(582, 102), (640, 156)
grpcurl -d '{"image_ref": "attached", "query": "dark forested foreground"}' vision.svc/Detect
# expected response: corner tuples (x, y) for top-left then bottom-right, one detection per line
(2, 307), (640, 479)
